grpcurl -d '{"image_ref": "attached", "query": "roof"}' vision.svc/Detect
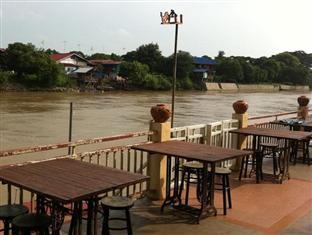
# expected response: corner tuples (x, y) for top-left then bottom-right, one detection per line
(193, 68), (208, 73)
(50, 52), (73, 61)
(0, 48), (5, 52)
(89, 59), (121, 65)
(50, 52), (91, 64)
(73, 67), (93, 73)
(193, 57), (217, 65)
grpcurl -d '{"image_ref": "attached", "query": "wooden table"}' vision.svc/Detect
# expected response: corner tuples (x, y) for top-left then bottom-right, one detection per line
(271, 119), (312, 131)
(132, 141), (252, 223)
(230, 127), (312, 182)
(0, 158), (149, 235)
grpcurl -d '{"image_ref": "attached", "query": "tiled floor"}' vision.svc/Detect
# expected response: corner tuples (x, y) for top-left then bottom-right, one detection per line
(60, 157), (312, 235)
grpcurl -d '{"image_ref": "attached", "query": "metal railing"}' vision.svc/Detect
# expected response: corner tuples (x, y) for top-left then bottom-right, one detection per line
(0, 131), (152, 207)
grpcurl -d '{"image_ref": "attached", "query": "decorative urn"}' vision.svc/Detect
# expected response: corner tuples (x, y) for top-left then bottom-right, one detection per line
(233, 100), (248, 114)
(297, 96), (310, 107)
(150, 104), (171, 123)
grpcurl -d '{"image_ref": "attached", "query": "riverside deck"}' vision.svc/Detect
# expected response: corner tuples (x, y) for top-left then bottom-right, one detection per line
(57, 160), (312, 235)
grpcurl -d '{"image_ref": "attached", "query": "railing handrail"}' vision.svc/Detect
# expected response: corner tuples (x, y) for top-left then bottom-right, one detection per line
(0, 131), (153, 158)
(248, 109), (311, 121)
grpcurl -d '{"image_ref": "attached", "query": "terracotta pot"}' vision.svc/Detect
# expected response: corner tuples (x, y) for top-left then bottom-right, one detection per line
(297, 96), (310, 107)
(233, 100), (248, 114)
(150, 104), (171, 123)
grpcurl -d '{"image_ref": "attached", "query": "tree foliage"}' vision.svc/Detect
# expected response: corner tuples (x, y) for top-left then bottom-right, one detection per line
(1, 42), (69, 87)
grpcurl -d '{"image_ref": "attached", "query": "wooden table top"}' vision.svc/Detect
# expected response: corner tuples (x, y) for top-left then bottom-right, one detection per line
(0, 158), (149, 203)
(230, 127), (312, 140)
(132, 141), (252, 163)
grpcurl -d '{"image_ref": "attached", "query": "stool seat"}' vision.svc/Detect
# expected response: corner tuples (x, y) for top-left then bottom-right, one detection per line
(101, 196), (134, 209)
(209, 167), (231, 175)
(12, 213), (51, 231)
(0, 204), (29, 220)
(260, 142), (279, 148)
(183, 161), (203, 169)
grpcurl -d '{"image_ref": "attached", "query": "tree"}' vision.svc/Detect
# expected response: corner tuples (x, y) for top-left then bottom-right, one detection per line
(4, 42), (68, 87)
(122, 43), (163, 73)
(216, 57), (244, 83)
(119, 61), (149, 87)
(45, 48), (58, 55)
(273, 52), (300, 67)
(88, 53), (111, 60)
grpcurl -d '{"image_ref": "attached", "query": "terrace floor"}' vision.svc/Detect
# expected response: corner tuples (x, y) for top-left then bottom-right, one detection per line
(60, 157), (312, 235)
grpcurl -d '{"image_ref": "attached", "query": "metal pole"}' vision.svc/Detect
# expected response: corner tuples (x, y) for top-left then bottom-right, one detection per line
(171, 23), (179, 128)
(68, 102), (73, 155)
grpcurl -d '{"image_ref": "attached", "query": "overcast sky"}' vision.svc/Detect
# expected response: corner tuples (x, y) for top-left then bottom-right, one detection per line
(1, 0), (311, 58)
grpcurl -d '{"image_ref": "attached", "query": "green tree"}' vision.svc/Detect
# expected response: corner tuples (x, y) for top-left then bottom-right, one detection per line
(122, 43), (163, 73)
(4, 42), (68, 87)
(216, 57), (244, 83)
(88, 53), (111, 60)
(119, 61), (149, 87)
(273, 52), (300, 67)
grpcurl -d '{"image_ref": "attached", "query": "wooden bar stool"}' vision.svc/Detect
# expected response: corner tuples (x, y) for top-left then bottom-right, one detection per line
(12, 213), (51, 235)
(0, 204), (29, 235)
(101, 196), (134, 235)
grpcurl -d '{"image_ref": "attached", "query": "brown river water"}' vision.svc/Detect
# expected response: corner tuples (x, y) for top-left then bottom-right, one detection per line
(0, 90), (311, 164)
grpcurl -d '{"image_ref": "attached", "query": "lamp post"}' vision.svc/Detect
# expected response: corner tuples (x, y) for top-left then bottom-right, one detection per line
(160, 10), (183, 127)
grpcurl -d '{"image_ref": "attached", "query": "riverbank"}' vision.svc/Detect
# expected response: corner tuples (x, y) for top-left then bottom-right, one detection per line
(205, 83), (311, 91)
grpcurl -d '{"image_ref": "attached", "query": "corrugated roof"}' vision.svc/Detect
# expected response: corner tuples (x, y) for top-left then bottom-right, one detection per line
(193, 57), (217, 65)
(73, 67), (93, 73)
(50, 53), (73, 61)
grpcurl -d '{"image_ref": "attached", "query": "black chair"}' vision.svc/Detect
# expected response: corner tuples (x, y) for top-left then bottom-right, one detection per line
(0, 204), (29, 235)
(239, 150), (256, 180)
(12, 213), (51, 235)
(101, 196), (134, 235)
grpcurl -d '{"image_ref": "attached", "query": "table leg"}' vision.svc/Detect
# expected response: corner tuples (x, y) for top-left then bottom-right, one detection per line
(51, 202), (65, 235)
(161, 156), (173, 212)
(69, 202), (78, 235)
(87, 199), (94, 235)
(173, 157), (181, 205)
(198, 162), (217, 223)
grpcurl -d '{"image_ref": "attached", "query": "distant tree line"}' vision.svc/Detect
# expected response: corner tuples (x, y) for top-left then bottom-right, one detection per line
(0, 42), (311, 90)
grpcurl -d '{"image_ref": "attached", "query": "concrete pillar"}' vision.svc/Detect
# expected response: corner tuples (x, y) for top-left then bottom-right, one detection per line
(231, 100), (249, 171)
(147, 121), (171, 200)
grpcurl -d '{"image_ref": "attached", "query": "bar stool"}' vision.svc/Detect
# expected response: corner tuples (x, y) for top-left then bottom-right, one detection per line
(179, 161), (232, 215)
(0, 204), (29, 235)
(260, 142), (280, 178)
(12, 213), (51, 235)
(239, 150), (256, 180)
(178, 161), (203, 206)
(101, 196), (134, 235)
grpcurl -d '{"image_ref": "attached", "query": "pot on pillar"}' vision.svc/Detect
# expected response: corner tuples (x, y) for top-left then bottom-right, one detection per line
(150, 104), (171, 123)
(297, 96), (310, 120)
(232, 100), (248, 114)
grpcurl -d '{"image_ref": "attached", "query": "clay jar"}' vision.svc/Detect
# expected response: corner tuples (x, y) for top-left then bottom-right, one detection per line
(297, 96), (310, 107)
(233, 100), (248, 114)
(150, 104), (171, 123)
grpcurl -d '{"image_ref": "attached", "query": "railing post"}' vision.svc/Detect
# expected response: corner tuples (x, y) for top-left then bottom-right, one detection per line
(148, 120), (171, 200)
(231, 100), (249, 170)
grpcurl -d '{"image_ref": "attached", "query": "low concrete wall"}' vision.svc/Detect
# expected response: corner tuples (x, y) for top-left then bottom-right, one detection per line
(205, 82), (221, 91)
(238, 84), (280, 91)
(280, 85), (310, 91)
(219, 83), (238, 90)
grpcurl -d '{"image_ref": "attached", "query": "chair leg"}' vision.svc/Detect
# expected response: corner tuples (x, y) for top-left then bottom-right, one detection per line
(222, 175), (227, 215)
(178, 168), (186, 204)
(244, 156), (249, 178)
(272, 149), (277, 177)
(239, 156), (245, 180)
(196, 169), (201, 201)
(226, 175), (232, 209)
(125, 208), (133, 235)
(185, 171), (191, 206)
(3, 220), (10, 235)
(102, 208), (109, 235)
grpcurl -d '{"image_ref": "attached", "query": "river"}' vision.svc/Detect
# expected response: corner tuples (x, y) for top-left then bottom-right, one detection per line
(0, 91), (311, 152)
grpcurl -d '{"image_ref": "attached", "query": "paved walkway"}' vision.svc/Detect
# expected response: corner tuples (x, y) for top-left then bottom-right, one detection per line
(60, 158), (312, 234)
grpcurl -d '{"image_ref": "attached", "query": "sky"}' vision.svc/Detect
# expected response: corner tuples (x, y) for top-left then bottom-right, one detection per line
(1, 0), (312, 58)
